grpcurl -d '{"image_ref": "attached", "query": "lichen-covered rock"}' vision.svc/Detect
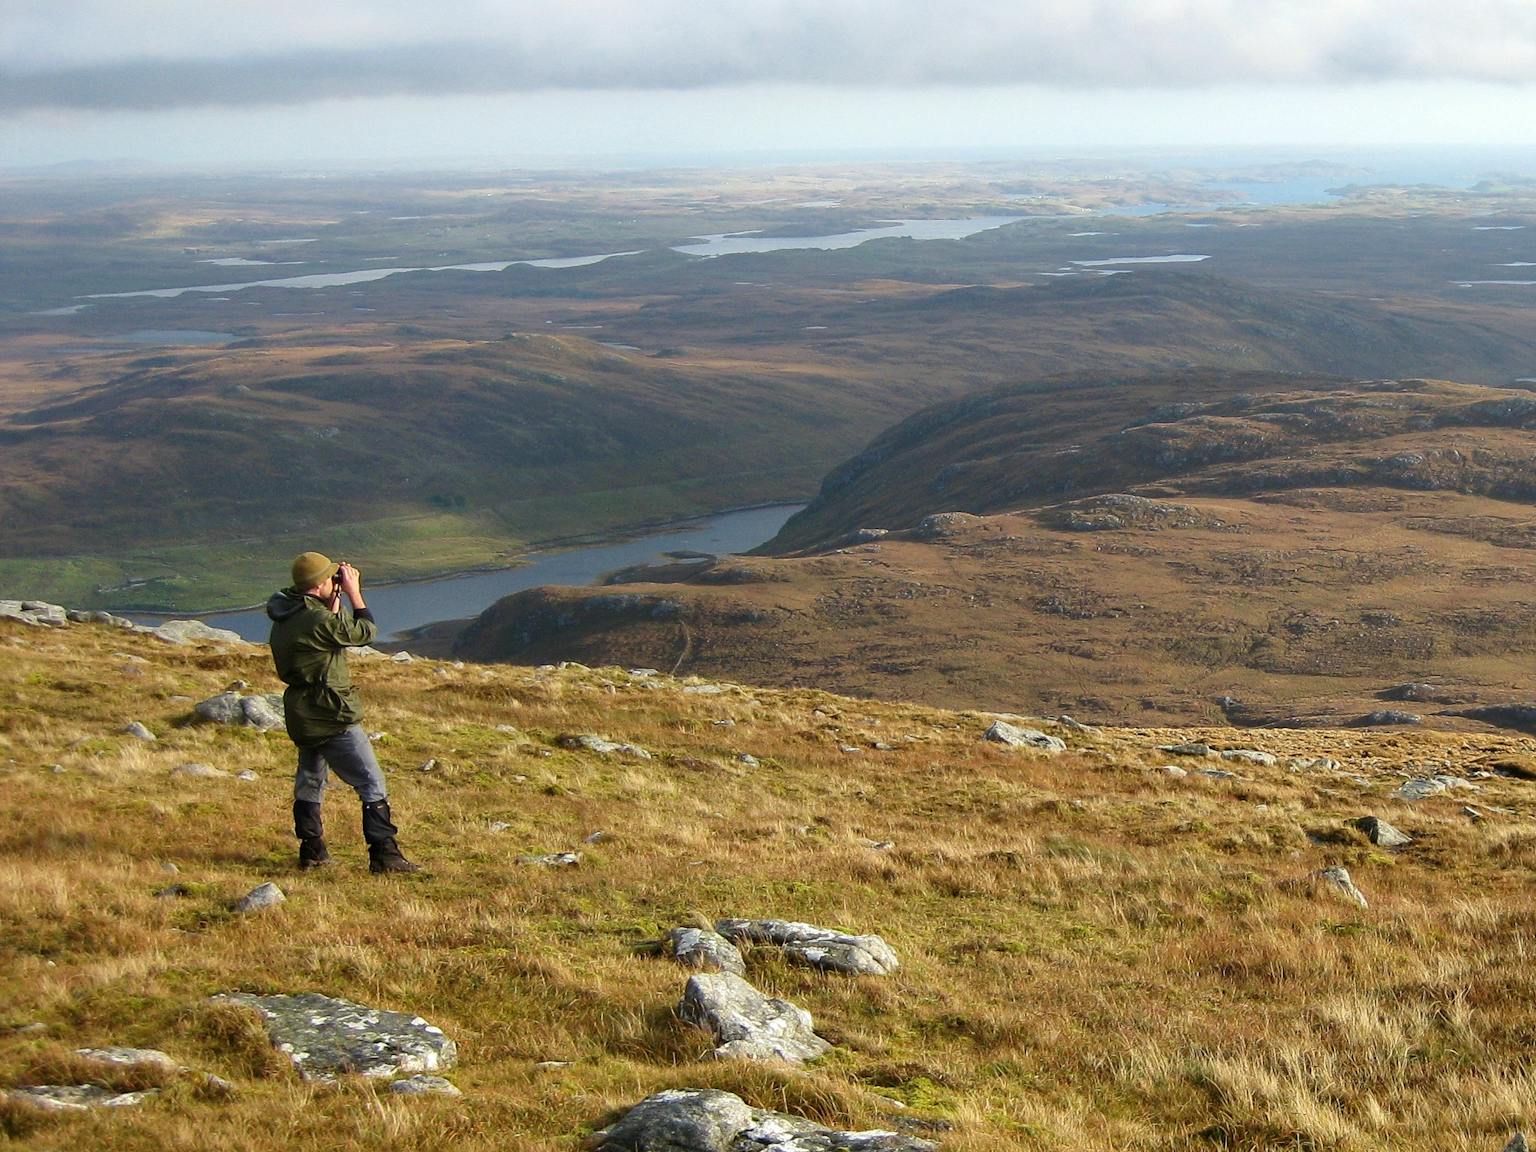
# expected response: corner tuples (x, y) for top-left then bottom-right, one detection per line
(140, 619), (248, 646)
(983, 721), (1066, 753)
(1220, 749), (1278, 767)
(195, 691), (285, 730)
(668, 926), (747, 975)
(76, 1047), (181, 1071)
(678, 972), (831, 1064)
(1394, 775), (1478, 801)
(585, 1089), (938, 1152)
(557, 733), (652, 759)
(4, 1085), (159, 1110)
(122, 722), (156, 741)
(715, 919), (899, 975)
(211, 992), (457, 1080)
(389, 1075), (462, 1097)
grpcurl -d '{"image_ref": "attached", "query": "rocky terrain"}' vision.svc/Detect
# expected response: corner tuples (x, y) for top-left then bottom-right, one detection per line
(452, 373), (1536, 727)
(2, 608), (1535, 1149)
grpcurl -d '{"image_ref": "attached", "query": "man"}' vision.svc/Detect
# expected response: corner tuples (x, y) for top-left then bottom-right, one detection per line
(266, 551), (421, 874)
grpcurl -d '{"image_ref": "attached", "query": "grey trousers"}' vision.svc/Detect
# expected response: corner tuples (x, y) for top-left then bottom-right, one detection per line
(294, 724), (387, 805)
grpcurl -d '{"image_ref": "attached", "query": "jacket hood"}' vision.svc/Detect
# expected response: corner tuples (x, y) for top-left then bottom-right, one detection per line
(266, 587), (312, 623)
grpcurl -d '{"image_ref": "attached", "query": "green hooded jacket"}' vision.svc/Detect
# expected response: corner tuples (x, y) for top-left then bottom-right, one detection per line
(266, 588), (378, 747)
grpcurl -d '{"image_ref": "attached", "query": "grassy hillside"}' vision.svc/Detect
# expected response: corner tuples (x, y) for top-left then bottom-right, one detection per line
(3, 618), (1536, 1150)
(452, 375), (1536, 726)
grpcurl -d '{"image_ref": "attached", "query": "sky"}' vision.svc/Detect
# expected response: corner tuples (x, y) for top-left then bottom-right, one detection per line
(5, 0), (1536, 170)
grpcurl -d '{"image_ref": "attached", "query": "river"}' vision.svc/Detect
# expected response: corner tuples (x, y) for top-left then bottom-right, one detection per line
(133, 503), (803, 645)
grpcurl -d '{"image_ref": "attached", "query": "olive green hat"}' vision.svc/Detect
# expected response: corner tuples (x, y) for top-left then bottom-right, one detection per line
(291, 551), (339, 589)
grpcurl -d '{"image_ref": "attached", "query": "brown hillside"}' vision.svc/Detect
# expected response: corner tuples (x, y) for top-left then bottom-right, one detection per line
(453, 375), (1536, 728)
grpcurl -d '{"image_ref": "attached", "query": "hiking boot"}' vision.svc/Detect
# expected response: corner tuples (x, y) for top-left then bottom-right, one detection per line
(299, 836), (331, 870)
(294, 799), (329, 870)
(367, 836), (422, 874)
(362, 800), (422, 874)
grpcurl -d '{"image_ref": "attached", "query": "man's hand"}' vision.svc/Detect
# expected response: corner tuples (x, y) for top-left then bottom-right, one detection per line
(337, 562), (366, 610)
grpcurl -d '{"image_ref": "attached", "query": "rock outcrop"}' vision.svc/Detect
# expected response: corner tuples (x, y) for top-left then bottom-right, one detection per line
(678, 972), (831, 1064)
(715, 919), (900, 976)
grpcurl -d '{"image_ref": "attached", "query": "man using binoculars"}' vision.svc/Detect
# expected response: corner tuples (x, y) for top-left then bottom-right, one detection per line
(266, 551), (421, 875)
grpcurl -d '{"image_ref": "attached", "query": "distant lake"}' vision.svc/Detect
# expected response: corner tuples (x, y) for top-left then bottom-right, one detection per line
(672, 217), (1023, 256)
(83, 251), (645, 301)
(1070, 254), (1211, 267)
(130, 503), (803, 645)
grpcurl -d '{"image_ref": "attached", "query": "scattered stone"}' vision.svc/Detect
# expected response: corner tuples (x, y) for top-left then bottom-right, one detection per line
(667, 927), (747, 976)
(715, 919), (899, 976)
(237, 769), (259, 781)
(839, 744), (863, 754)
(1463, 805), (1485, 822)
(211, 992), (456, 1080)
(1382, 682), (1445, 702)
(1288, 756), (1342, 772)
(629, 668), (659, 678)
(912, 511), (978, 540)
(858, 838), (895, 850)
(585, 1089), (938, 1152)
(1313, 866), (1368, 908)
(141, 619), (247, 646)
(517, 852), (581, 867)
(160, 861), (180, 874)
(4, 1085), (159, 1110)
(488, 822), (512, 833)
(1354, 816), (1413, 847)
(1162, 765), (1188, 778)
(156, 884), (191, 900)
(234, 882), (286, 913)
(736, 753), (761, 768)
(557, 733), (652, 759)
(1159, 742), (1212, 757)
(1195, 768), (1236, 780)
(67, 609), (134, 628)
(388, 1075), (462, 1097)
(683, 684), (723, 695)
(873, 741), (894, 751)
(241, 695), (285, 731)
(678, 971), (832, 1064)
(1504, 1133), (1529, 1152)
(391, 652), (414, 663)
(984, 721), (1067, 753)
(1356, 710), (1422, 727)
(76, 1046), (181, 1072)
(419, 758), (438, 772)
(583, 830), (609, 844)
(0, 600), (68, 628)
(1394, 775), (1478, 801)
(122, 722), (156, 741)
(535, 1060), (571, 1069)
(172, 762), (227, 779)
(1221, 749), (1278, 767)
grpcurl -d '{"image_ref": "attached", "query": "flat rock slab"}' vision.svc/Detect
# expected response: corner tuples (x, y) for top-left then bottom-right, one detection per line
(587, 1088), (937, 1152)
(76, 1046), (181, 1071)
(212, 992), (456, 1081)
(558, 733), (652, 759)
(668, 926), (747, 975)
(1355, 815), (1413, 847)
(389, 1075), (462, 1097)
(983, 721), (1066, 753)
(4, 1085), (159, 1110)
(678, 972), (830, 1064)
(715, 919), (899, 976)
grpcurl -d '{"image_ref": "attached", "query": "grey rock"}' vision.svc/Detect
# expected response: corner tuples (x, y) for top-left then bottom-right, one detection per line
(211, 992), (456, 1081)
(984, 721), (1066, 753)
(391, 651), (414, 663)
(1395, 775), (1477, 801)
(388, 1074), (462, 1097)
(76, 1046), (182, 1071)
(517, 851), (581, 867)
(683, 684), (723, 695)
(1, 599), (69, 627)
(557, 733), (652, 759)
(715, 919), (899, 976)
(4, 1085), (159, 1110)
(1356, 710), (1422, 727)
(679, 972), (831, 1064)
(142, 619), (247, 646)
(1354, 816), (1413, 847)
(1220, 749), (1278, 767)
(241, 695), (285, 731)
(1382, 682), (1444, 702)
(173, 762), (227, 779)
(1288, 756), (1342, 772)
(235, 882), (286, 913)
(736, 753), (761, 767)
(1504, 1134), (1529, 1152)
(1159, 742), (1213, 757)
(587, 1088), (938, 1152)
(1314, 866), (1368, 908)
(668, 927), (747, 976)
(68, 609), (133, 627)
(1162, 765), (1189, 778)
(1195, 768), (1237, 780)
(123, 721), (156, 741)
(237, 769), (259, 781)
(912, 511), (978, 540)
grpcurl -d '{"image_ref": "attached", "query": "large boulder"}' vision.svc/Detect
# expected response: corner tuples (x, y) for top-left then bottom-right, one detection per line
(211, 992), (456, 1081)
(586, 1088), (937, 1152)
(140, 619), (248, 646)
(715, 919), (899, 976)
(678, 972), (831, 1064)
(984, 721), (1066, 753)
(667, 926), (746, 976)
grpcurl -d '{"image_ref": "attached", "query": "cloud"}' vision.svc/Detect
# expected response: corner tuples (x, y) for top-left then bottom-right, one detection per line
(6, 0), (1536, 114)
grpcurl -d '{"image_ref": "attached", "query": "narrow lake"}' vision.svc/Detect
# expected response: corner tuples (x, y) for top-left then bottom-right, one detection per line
(134, 504), (803, 645)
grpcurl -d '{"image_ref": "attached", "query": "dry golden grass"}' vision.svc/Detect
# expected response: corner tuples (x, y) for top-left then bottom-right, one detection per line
(1, 620), (1533, 1150)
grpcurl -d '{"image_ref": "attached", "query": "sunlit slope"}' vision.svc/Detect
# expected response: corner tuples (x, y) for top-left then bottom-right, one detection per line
(455, 374), (1536, 726)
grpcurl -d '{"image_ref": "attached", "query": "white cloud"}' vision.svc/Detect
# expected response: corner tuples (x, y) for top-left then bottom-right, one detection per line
(6, 0), (1536, 113)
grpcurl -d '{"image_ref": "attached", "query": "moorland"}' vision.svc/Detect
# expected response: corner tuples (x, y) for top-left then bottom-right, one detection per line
(4, 156), (1536, 613)
(2, 613), (1535, 1151)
